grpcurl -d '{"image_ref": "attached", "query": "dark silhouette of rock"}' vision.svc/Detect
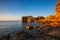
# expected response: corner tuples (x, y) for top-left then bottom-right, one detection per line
(0, 33), (11, 40)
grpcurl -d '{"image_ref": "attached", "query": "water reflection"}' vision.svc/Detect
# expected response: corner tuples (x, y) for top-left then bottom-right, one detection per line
(21, 22), (40, 37)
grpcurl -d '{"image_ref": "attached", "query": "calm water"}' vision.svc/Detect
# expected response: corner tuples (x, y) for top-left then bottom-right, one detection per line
(0, 21), (23, 35)
(0, 21), (40, 36)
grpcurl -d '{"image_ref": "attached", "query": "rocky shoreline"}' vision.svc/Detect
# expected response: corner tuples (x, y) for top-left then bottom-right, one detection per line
(0, 26), (60, 40)
(12, 26), (60, 40)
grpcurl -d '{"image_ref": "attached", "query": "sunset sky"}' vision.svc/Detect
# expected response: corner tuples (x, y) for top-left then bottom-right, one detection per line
(0, 0), (57, 21)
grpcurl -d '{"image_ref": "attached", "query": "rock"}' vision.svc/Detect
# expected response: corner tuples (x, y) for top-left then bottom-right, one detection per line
(12, 31), (26, 40)
(48, 31), (60, 38)
(12, 27), (60, 40)
(0, 33), (11, 40)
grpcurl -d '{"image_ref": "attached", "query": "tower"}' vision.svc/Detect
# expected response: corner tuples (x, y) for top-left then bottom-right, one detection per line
(56, 0), (60, 18)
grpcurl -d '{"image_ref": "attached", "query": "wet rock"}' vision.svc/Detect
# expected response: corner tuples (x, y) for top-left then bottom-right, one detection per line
(12, 31), (35, 40)
(12, 27), (60, 40)
(0, 33), (11, 40)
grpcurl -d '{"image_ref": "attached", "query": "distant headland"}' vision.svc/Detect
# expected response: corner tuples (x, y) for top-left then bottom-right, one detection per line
(22, 0), (60, 27)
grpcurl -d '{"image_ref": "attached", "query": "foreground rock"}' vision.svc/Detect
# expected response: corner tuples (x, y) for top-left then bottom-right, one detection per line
(12, 27), (60, 40)
(0, 33), (11, 40)
(48, 31), (60, 38)
(0, 26), (60, 40)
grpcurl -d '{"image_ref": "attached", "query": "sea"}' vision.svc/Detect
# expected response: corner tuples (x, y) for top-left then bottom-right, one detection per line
(0, 21), (40, 37)
(0, 21), (23, 35)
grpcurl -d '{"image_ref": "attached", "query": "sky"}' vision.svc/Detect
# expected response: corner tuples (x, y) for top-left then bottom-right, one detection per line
(0, 0), (58, 21)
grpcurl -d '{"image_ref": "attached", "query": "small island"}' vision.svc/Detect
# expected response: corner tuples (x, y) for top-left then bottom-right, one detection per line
(22, 0), (60, 27)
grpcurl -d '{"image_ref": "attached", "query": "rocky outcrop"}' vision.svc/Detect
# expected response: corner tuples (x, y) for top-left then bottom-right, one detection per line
(0, 26), (60, 40)
(12, 27), (60, 40)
